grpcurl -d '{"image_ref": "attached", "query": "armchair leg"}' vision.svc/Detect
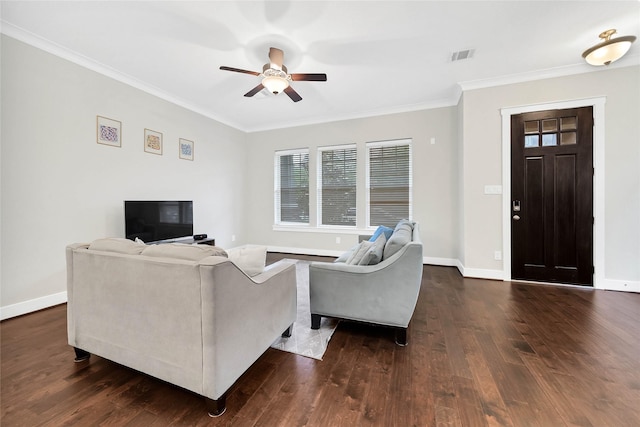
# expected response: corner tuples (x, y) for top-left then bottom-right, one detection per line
(311, 314), (321, 330)
(282, 324), (293, 338)
(395, 328), (408, 346)
(73, 347), (91, 362)
(206, 395), (226, 417)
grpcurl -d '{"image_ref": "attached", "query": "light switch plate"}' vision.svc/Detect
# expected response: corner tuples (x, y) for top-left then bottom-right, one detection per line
(484, 185), (503, 195)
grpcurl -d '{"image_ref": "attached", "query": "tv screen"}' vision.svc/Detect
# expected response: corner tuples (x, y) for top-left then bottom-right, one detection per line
(125, 200), (193, 243)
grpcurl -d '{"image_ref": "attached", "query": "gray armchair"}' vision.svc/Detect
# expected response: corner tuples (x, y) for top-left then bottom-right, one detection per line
(309, 222), (423, 345)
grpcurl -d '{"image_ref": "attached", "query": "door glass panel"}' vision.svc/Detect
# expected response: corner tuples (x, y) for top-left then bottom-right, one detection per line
(525, 135), (539, 148)
(542, 134), (557, 146)
(525, 121), (539, 134)
(542, 119), (557, 132)
(561, 132), (577, 145)
(561, 116), (577, 130)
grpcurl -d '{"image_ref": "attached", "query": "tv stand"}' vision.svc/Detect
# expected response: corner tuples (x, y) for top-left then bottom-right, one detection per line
(150, 237), (216, 246)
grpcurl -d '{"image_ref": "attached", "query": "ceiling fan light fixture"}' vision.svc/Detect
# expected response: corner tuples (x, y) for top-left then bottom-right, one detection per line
(582, 29), (636, 66)
(262, 75), (290, 94)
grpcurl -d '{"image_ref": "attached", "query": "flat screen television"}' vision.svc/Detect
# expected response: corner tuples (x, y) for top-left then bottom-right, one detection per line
(125, 200), (193, 243)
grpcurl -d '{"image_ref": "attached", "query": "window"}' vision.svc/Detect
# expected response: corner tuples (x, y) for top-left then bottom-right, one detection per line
(366, 139), (412, 228)
(317, 145), (357, 226)
(274, 149), (309, 224)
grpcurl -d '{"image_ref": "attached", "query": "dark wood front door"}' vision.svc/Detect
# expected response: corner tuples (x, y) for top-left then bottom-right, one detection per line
(511, 107), (593, 285)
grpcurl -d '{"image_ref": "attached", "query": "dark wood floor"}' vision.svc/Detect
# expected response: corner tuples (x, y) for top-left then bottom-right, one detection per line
(2, 254), (639, 426)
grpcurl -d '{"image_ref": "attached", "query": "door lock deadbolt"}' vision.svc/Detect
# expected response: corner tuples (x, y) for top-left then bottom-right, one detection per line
(512, 200), (521, 212)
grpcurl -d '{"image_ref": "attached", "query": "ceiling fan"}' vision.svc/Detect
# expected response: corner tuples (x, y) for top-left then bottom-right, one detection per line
(220, 47), (327, 102)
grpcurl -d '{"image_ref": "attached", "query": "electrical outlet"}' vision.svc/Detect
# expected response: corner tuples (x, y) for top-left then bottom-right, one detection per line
(336, 237), (341, 244)
(494, 250), (502, 260)
(231, 235), (236, 242)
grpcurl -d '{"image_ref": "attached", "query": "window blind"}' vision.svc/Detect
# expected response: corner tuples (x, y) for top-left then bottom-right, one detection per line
(318, 146), (357, 226)
(274, 150), (309, 224)
(367, 140), (412, 228)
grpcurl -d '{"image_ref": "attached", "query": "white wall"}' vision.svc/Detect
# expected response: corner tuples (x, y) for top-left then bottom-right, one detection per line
(244, 108), (460, 262)
(461, 66), (640, 287)
(0, 36), (248, 318)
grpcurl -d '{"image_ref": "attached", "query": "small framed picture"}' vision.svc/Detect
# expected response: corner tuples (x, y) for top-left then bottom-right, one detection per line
(179, 138), (194, 161)
(144, 129), (163, 155)
(96, 116), (121, 147)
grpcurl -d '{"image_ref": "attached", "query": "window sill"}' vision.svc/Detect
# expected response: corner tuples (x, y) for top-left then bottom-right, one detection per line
(272, 224), (375, 235)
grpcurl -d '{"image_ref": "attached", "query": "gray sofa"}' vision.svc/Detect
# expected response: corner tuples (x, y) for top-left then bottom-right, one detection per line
(66, 239), (297, 416)
(309, 221), (423, 345)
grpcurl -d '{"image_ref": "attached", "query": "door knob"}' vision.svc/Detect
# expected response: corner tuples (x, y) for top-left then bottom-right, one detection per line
(513, 215), (520, 221)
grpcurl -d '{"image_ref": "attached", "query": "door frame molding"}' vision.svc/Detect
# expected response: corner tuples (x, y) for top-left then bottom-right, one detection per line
(500, 97), (606, 288)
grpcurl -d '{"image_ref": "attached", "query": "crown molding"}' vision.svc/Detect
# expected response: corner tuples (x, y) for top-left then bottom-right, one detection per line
(0, 21), (245, 131)
(458, 54), (640, 92)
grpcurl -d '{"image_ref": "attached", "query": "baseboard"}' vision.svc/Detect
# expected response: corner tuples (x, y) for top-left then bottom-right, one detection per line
(1, 291), (68, 321)
(595, 278), (640, 293)
(423, 256), (459, 267)
(458, 266), (505, 281)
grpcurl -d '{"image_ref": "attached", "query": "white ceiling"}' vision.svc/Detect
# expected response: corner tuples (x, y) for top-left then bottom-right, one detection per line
(2, 1), (639, 132)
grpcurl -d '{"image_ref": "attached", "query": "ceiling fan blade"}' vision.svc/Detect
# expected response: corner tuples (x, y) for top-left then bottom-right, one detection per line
(269, 47), (284, 69)
(220, 66), (261, 76)
(244, 84), (265, 97)
(284, 86), (302, 102)
(290, 73), (327, 82)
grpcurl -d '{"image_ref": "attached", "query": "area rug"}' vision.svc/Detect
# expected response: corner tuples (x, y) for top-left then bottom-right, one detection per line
(270, 260), (339, 360)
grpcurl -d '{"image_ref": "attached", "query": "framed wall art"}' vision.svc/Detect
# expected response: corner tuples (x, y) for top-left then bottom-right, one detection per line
(96, 116), (121, 147)
(144, 129), (163, 155)
(179, 138), (194, 161)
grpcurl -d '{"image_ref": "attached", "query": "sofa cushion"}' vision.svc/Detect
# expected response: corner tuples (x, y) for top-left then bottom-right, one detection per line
(383, 221), (413, 260)
(89, 237), (146, 255)
(369, 225), (394, 242)
(227, 246), (267, 277)
(141, 243), (228, 261)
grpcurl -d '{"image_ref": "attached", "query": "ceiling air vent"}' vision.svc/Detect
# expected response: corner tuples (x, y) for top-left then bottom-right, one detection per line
(451, 49), (475, 62)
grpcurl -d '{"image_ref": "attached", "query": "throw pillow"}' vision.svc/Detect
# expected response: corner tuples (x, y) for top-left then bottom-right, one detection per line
(395, 219), (415, 231)
(346, 240), (374, 265)
(141, 243), (228, 261)
(383, 222), (413, 260)
(369, 225), (394, 242)
(227, 246), (267, 277)
(89, 237), (146, 255)
(334, 243), (359, 263)
(359, 233), (386, 265)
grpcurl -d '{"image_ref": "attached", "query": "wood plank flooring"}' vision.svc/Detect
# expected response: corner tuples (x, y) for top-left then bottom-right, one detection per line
(2, 255), (639, 426)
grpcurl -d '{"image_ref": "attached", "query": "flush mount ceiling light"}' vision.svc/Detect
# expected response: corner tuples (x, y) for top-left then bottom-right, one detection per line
(582, 29), (636, 66)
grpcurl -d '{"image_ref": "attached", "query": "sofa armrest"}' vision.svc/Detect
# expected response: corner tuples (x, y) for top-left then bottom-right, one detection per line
(199, 258), (297, 400)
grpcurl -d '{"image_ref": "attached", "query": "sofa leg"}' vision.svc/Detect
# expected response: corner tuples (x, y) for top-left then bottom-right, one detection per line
(73, 347), (91, 362)
(395, 328), (408, 346)
(311, 314), (321, 330)
(281, 324), (293, 338)
(206, 396), (226, 417)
